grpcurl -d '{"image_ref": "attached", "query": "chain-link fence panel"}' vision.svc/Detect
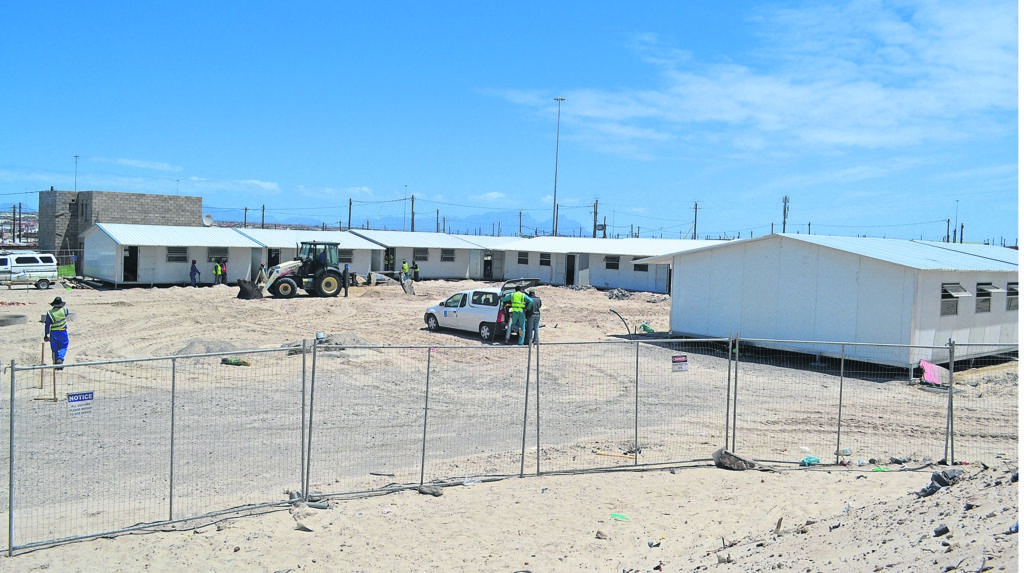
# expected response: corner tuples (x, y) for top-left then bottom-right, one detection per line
(948, 343), (1018, 464)
(169, 348), (304, 519)
(418, 345), (532, 482)
(634, 339), (730, 464)
(729, 341), (843, 464)
(9, 358), (173, 550)
(304, 344), (431, 495)
(732, 341), (955, 467)
(533, 341), (648, 473)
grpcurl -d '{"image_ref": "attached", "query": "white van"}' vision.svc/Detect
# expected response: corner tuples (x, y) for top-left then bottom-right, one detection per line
(0, 251), (59, 289)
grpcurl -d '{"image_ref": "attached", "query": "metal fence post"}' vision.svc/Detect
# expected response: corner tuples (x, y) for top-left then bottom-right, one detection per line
(834, 345), (846, 465)
(633, 339), (640, 465)
(946, 339), (956, 464)
(304, 339), (316, 500)
(534, 342), (541, 476)
(519, 344), (532, 477)
(731, 336), (740, 452)
(724, 336), (733, 450)
(419, 347), (432, 487)
(300, 340), (307, 500)
(169, 357), (176, 521)
(7, 360), (15, 557)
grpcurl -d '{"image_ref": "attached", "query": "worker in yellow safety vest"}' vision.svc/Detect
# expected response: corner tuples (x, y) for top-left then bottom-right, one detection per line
(500, 286), (534, 345)
(44, 296), (70, 368)
(401, 260), (410, 282)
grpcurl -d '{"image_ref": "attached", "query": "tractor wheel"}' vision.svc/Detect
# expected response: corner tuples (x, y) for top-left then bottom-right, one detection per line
(275, 277), (298, 298)
(316, 272), (342, 297)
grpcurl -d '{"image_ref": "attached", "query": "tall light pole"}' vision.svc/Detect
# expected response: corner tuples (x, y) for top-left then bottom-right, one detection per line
(552, 97), (565, 236)
(73, 154), (79, 192)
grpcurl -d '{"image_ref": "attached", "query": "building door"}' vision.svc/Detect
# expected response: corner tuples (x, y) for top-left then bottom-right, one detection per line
(565, 254), (575, 286)
(385, 248), (396, 271)
(268, 249), (281, 267)
(483, 255), (493, 279)
(123, 246), (139, 282)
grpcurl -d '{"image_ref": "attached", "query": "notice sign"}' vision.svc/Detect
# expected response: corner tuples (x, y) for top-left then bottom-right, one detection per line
(67, 391), (94, 417)
(672, 355), (689, 372)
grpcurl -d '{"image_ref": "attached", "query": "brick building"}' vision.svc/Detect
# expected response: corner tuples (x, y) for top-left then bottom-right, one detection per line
(38, 189), (203, 266)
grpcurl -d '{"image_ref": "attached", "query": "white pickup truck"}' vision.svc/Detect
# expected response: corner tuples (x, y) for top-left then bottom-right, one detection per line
(0, 251), (59, 289)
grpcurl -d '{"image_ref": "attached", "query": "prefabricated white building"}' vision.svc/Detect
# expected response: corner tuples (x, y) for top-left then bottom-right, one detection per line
(232, 228), (382, 277)
(449, 234), (519, 281)
(347, 230), (502, 280)
(80, 223), (263, 286)
(496, 237), (721, 293)
(644, 234), (1019, 366)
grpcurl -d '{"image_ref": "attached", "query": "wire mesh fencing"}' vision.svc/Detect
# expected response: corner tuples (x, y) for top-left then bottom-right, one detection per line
(1, 335), (1016, 554)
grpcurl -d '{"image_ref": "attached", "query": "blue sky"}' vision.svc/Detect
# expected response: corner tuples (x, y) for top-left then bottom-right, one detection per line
(2, 1), (1018, 243)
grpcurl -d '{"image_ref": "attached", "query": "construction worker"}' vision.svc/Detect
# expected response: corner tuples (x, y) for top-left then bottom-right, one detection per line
(401, 259), (410, 282)
(501, 286), (533, 345)
(524, 288), (542, 345)
(190, 259), (200, 287)
(213, 260), (222, 284)
(44, 296), (70, 368)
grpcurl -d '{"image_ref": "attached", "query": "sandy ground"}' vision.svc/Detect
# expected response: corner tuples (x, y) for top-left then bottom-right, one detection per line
(0, 279), (1018, 572)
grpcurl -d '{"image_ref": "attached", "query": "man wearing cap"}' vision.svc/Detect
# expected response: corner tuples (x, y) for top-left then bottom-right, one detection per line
(44, 296), (70, 368)
(524, 288), (542, 345)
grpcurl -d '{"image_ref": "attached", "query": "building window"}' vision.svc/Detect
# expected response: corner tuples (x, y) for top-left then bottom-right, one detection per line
(518, 251), (529, 265)
(540, 253), (551, 267)
(940, 282), (970, 316)
(207, 247), (228, 263)
(339, 249), (353, 264)
(166, 246), (188, 263)
(974, 283), (1006, 313)
(604, 256), (620, 270)
(440, 249), (455, 262)
(413, 248), (429, 262)
(1008, 282), (1018, 311)
(632, 257), (648, 272)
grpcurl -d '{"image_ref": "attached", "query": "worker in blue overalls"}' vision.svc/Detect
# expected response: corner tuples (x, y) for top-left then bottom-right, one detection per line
(44, 296), (70, 368)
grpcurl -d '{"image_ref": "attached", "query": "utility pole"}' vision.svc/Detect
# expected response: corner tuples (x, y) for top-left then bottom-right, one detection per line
(436, 209), (439, 233)
(592, 199), (598, 238)
(348, 199), (353, 230)
(519, 211), (523, 236)
(73, 155), (79, 192)
(17, 203), (21, 243)
(261, 205), (265, 229)
(782, 196), (790, 233)
(602, 216), (607, 238)
(552, 96), (565, 236)
(410, 194), (415, 232)
(243, 207), (248, 228)
(693, 202), (698, 239)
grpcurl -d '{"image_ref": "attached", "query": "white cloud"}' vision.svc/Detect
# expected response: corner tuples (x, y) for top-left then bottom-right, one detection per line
(498, 1), (1016, 158)
(94, 157), (182, 172)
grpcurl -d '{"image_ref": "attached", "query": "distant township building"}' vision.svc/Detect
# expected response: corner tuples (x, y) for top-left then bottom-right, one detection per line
(37, 189), (203, 267)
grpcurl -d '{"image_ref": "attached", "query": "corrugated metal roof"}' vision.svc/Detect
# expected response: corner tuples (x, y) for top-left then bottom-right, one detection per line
(450, 234), (521, 250)
(647, 234), (1018, 271)
(348, 229), (490, 249)
(85, 223), (262, 247)
(233, 228), (382, 250)
(497, 236), (723, 257)
(784, 234), (1018, 271)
